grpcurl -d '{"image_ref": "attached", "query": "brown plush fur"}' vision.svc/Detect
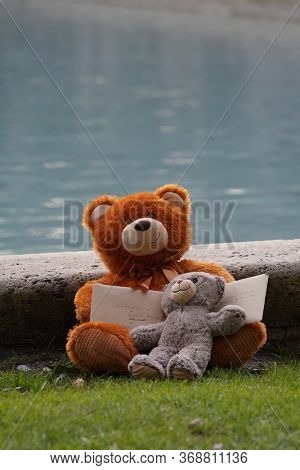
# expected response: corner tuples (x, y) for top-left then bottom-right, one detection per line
(67, 184), (266, 372)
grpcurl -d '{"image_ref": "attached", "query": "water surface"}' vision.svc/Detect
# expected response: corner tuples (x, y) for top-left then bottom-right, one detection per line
(1, 0), (300, 254)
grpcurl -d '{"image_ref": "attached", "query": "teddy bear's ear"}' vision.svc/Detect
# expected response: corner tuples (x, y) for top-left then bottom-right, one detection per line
(155, 184), (191, 213)
(83, 194), (118, 232)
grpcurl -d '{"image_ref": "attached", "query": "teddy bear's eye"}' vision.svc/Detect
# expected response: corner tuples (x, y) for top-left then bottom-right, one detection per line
(192, 278), (198, 284)
(147, 212), (156, 219)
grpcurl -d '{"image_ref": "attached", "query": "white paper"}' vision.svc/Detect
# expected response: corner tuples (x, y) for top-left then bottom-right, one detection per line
(90, 274), (268, 329)
(91, 284), (164, 329)
(219, 274), (269, 324)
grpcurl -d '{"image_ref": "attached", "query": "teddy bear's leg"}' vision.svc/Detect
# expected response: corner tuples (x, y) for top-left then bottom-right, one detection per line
(66, 321), (138, 373)
(210, 322), (267, 368)
(129, 346), (177, 379)
(167, 344), (211, 380)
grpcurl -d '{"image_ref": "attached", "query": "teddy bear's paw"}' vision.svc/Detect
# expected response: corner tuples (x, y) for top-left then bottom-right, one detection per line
(170, 368), (195, 381)
(130, 364), (161, 379)
(167, 354), (205, 380)
(128, 355), (165, 379)
(223, 306), (246, 324)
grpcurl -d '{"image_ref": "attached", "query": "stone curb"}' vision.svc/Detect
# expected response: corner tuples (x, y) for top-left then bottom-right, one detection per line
(0, 239), (299, 353)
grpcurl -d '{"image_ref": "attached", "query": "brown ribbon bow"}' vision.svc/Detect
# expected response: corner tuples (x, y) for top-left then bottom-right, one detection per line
(129, 263), (178, 290)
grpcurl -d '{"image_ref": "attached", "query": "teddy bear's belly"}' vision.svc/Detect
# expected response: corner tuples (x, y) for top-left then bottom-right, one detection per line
(159, 310), (212, 350)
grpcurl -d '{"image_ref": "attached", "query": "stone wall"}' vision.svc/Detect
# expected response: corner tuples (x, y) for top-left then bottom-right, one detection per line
(0, 239), (299, 353)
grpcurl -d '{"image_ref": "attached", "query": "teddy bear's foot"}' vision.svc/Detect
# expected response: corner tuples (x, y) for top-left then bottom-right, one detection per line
(67, 322), (137, 373)
(171, 368), (195, 381)
(167, 354), (205, 380)
(128, 355), (165, 379)
(130, 364), (161, 379)
(210, 322), (267, 368)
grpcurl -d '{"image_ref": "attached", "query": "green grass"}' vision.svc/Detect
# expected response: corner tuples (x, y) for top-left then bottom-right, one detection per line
(0, 360), (299, 450)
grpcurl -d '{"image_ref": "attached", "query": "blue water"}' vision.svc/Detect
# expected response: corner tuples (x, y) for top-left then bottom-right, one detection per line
(1, 0), (300, 254)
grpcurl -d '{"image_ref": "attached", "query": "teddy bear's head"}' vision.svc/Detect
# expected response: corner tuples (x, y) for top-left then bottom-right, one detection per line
(83, 184), (191, 273)
(161, 272), (225, 315)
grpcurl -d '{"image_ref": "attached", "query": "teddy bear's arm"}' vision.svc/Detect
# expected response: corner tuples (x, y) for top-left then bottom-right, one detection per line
(74, 275), (116, 323)
(207, 305), (246, 337)
(179, 259), (234, 283)
(130, 322), (165, 353)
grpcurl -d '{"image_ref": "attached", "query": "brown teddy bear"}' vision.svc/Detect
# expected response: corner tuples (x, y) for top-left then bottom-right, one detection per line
(66, 184), (266, 373)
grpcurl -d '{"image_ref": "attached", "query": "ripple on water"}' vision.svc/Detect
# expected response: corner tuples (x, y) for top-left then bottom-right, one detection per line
(43, 162), (68, 170)
(11, 165), (29, 172)
(225, 188), (247, 196)
(43, 198), (65, 209)
(163, 150), (195, 166)
(155, 109), (174, 118)
(26, 227), (64, 240)
(46, 227), (65, 240)
(159, 126), (176, 134)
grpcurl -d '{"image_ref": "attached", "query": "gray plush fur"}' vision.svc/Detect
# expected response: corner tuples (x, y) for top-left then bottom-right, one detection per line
(129, 272), (246, 379)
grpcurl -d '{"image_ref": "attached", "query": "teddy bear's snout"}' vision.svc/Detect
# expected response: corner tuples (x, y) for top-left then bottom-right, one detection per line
(122, 217), (168, 256)
(170, 279), (197, 305)
(172, 279), (193, 293)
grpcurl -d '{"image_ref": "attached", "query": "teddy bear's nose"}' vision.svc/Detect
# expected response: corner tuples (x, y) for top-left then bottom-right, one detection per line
(134, 220), (151, 231)
(177, 280), (183, 285)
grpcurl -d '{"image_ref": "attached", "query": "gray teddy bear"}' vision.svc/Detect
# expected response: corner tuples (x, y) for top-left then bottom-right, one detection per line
(128, 272), (246, 380)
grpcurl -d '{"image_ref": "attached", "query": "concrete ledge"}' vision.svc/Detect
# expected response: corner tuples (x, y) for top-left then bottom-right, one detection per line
(1, 239), (300, 353)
